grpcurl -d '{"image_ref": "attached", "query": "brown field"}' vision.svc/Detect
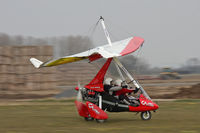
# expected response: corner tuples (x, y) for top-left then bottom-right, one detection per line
(0, 74), (199, 100)
(141, 74), (200, 99)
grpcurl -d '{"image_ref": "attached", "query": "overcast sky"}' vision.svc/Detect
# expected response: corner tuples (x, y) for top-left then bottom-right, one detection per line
(0, 0), (199, 67)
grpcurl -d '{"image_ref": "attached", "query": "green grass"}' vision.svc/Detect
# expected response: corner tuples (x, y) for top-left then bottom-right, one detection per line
(175, 99), (200, 102)
(28, 98), (75, 103)
(0, 100), (200, 133)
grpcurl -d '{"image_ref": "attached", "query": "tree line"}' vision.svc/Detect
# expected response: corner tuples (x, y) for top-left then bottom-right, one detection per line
(0, 32), (199, 74)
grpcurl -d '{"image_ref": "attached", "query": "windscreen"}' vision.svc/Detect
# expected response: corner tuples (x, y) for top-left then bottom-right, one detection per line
(140, 86), (151, 100)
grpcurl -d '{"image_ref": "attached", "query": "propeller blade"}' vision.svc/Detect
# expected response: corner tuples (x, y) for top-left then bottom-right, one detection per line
(78, 81), (81, 89)
(77, 90), (82, 102)
(76, 81), (83, 102)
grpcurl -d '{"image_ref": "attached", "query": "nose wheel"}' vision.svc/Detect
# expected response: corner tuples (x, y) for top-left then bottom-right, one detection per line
(84, 116), (94, 121)
(96, 119), (106, 123)
(141, 111), (151, 120)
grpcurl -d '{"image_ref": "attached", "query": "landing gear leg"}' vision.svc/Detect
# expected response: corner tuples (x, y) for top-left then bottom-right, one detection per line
(141, 111), (151, 120)
(95, 95), (107, 123)
(99, 95), (102, 109)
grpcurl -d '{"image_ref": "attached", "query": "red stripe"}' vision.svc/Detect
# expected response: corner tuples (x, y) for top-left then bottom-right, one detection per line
(120, 37), (144, 56)
(88, 53), (102, 62)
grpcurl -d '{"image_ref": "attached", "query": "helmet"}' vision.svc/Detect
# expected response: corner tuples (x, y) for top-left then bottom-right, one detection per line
(114, 79), (123, 86)
(104, 78), (113, 85)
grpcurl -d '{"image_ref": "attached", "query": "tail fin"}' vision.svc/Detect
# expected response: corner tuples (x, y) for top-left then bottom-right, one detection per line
(30, 58), (43, 68)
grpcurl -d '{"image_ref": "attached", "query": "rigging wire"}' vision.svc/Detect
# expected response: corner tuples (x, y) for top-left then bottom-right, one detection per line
(88, 17), (101, 39)
(134, 46), (144, 75)
(88, 17), (145, 79)
(82, 16), (102, 45)
(108, 18), (145, 76)
(105, 18), (133, 38)
(84, 17), (102, 56)
(86, 17), (103, 70)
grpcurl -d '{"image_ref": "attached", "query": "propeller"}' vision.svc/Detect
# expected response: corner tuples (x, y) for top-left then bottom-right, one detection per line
(76, 81), (83, 102)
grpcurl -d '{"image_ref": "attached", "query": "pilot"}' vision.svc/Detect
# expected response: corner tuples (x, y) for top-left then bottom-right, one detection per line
(113, 79), (139, 106)
(103, 78), (114, 94)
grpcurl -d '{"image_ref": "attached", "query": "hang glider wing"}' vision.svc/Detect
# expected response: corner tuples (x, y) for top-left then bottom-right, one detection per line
(30, 36), (144, 68)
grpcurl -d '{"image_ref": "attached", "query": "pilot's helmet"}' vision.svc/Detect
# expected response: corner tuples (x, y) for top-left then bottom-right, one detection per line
(104, 78), (113, 85)
(114, 79), (123, 86)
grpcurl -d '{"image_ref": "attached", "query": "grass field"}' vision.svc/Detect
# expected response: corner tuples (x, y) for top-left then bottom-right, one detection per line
(0, 100), (200, 133)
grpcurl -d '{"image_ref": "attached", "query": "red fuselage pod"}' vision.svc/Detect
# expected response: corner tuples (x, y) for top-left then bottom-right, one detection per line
(86, 101), (108, 120)
(129, 94), (159, 112)
(75, 100), (89, 117)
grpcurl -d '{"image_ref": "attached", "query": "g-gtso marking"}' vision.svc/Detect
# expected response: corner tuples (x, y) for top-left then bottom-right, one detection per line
(88, 103), (100, 114)
(141, 101), (154, 107)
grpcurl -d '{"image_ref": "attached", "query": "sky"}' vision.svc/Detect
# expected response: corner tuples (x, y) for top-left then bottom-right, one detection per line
(0, 0), (199, 67)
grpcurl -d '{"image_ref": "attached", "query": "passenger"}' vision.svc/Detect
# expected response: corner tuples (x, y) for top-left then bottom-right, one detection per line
(103, 78), (122, 95)
(113, 79), (128, 96)
(109, 79), (123, 95)
(114, 79), (123, 87)
(111, 79), (131, 105)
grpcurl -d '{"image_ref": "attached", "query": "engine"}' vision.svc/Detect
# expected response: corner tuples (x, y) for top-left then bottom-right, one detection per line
(82, 88), (99, 103)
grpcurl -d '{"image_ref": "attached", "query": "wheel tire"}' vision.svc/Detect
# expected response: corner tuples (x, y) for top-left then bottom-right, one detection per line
(84, 117), (94, 121)
(141, 111), (151, 120)
(96, 119), (106, 123)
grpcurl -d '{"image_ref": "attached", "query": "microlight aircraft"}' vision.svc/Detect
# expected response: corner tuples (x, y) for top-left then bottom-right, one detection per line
(30, 16), (159, 123)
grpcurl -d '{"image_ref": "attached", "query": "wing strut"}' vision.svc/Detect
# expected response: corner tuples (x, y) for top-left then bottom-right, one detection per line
(113, 57), (151, 99)
(114, 61), (125, 81)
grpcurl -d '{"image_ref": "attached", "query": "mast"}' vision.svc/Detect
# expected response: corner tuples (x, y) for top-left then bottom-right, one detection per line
(99, 16), (150, 99)
(100, 16), (112, 46)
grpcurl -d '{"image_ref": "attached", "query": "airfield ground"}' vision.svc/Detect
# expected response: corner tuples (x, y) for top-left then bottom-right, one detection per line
(0, 99), (200, 133)
(0, 74), (199, 133)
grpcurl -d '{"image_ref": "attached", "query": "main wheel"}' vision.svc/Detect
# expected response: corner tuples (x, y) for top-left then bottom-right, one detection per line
(141, 111), (151, 120)
(96, 119), (106, 123)
(84, 117), (94, 121)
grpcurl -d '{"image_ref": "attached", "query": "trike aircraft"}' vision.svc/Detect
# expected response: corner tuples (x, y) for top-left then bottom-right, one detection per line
(30, 16), (159, 123)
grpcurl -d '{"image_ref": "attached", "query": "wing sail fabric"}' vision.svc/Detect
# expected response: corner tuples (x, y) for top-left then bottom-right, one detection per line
(43, 57), (88, 67)
(120, 37), (144, 56)
(30, 37), (144, 68)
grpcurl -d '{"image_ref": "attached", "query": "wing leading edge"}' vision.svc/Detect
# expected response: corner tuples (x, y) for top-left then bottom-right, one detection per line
(30, 36), (144, 68)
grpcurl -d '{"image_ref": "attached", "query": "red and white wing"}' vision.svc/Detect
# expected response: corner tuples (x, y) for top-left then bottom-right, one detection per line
(30, 36), (144, 68)
(103, 36), (144, 56)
